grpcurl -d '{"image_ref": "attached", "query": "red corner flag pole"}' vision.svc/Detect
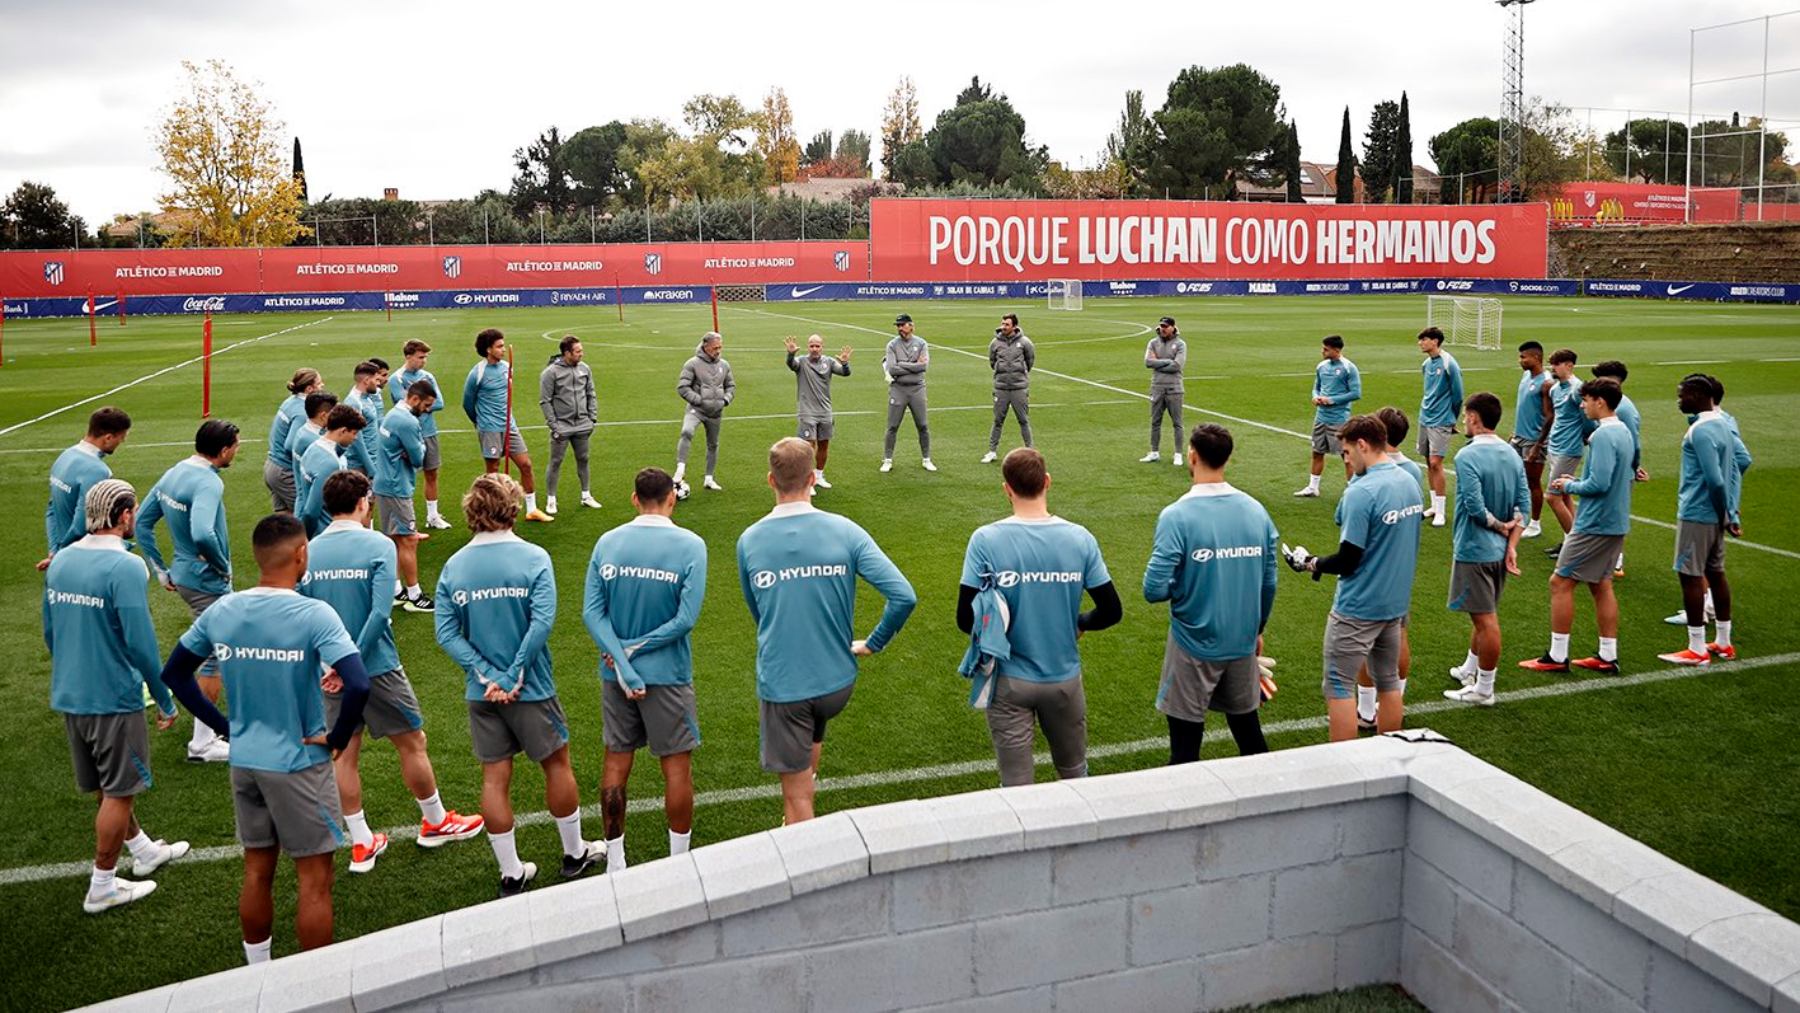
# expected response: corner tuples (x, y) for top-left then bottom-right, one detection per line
(1, 294), (7, 368)
(502, 344), (515, 478)
(385, 291), (392, 323)
(118, 292), (126, 327)
(615, 273), (624, 323)
(87, 292), (97, 347)
(710, 284), (719, 333)
(201, 313), (214, 418)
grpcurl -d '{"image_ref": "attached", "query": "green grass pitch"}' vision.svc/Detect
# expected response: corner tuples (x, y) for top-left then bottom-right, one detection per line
(1, 293), (1796, 1009)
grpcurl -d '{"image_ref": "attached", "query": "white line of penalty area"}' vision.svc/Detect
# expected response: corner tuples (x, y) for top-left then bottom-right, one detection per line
(2, 648), (1795, 886)
(740, 307), (1796, 559)
(0, 318), (336, 440)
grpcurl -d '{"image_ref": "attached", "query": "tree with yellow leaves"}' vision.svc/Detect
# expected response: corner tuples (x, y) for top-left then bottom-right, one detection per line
(879, 77), (922, 180)
(758, 87), (801, 185)
(155, 60), (308, 247)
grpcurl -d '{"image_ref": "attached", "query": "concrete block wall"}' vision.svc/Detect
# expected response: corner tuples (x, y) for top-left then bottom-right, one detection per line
(84, 735), (1800, 1013)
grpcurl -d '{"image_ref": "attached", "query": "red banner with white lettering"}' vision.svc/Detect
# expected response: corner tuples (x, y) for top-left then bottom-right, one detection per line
(0, 242), (870, 299)
(867, 198), (1548, 281)
(1550, 182), (1741, 225)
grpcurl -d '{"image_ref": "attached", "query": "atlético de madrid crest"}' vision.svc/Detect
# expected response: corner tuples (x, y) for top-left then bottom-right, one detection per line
(833, 250), (850, 273)
(644, 253), (662, 276)
(442, 255), (462, 280)
(43, 261), (65, 286)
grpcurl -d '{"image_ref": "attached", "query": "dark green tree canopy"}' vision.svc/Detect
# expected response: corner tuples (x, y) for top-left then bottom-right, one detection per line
(510, 126), (571, 214)
(1146, 64), (1285, 199)
(1335, 107), (1356, 203)
(1429, 117), (1499, 203)
(562, 122), (630, 204)
(1, 181), (85, 249)
(1395, 92), (1414, 203)
(920, 77), (1047, 188)
(1361, 100), (1401, 204)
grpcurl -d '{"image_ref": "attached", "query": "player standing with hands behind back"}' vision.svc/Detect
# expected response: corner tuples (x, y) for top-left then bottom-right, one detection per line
(1417, 327), (1463, 528)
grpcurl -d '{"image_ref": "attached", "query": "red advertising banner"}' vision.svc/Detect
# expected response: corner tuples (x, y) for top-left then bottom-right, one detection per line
(0, 241), (869, 300)
(867, 198), (1548, 281)
(1551, 182), (1742, 225)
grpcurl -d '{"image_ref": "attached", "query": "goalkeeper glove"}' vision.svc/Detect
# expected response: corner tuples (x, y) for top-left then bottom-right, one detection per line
(1257, 655), (1278, 702)
(1281, 543), (1315, 574)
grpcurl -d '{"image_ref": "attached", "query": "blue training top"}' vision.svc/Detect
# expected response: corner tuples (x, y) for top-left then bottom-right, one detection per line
(1513, 370), (1550, 443)
(583, 515), (709, 690)
(300, 522), (403, 677)
(137, 456), (231, 596)
(1564, 417), (1634, 536)
(45, 442), (112, 556)
(374, 403), (425, 499)
(1143, 484), (1279, 661)
(1451, 435), (1532, 564)
(388, 367), (445, 438)
(435, 532), (558, 701)
(960, 515), (1111, 683)
(46, 535), (174, 716)
(1312, 357), (1362, 427)
(462, 359), (514, 432)
(1419, 351), (1465, 428)
(1332, 461), (1424, 621)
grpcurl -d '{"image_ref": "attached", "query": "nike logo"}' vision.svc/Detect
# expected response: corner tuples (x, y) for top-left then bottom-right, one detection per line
(791, 286), (823, 298)
(89, 299), (118, 312)
(1666, 284), (1694, 296)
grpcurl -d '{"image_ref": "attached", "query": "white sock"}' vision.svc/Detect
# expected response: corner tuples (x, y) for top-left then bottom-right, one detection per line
(1616, 552), (1625, 570)
(416, 791), (447, 826)
(1714, 620), (1732, 648)
(1459, 650), (1480, 675)
(1703, 589), (1716, 613)
(1598, 637), (1619, 662)
(1549, 633), (1571, 662)
(1306, 474), (1321, 492)
(345, 809), (374, 849)
(1397, 677), (1408, 699)
(581, 488), (591, 497)
(1687, 625), (1707, 655)
(1432, 493), (1446, 515)
(525, 492), (538, 514)
(189, 719), (212, 751)
(1476, 668), (1496, 695)
(555, 811), (585, 859)
(406, 583), (422, 599)
(489, 829), (525, 880)
(669, 829), (691, 856)
(1356, 685), (1376, 723)
(426, 498), (440, 518)
(89, 864), (115, 896)
(815, 469), (824, 480)
(125, 831), (158, 864)
(395, 578), (405, 596)
(244, 938), (273, 965)
(605, 835), (627, 871)
(673, 463), (686, 482)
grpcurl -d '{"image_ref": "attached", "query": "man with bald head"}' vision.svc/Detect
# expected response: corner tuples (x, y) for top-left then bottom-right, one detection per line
(786, 333), (852, 492)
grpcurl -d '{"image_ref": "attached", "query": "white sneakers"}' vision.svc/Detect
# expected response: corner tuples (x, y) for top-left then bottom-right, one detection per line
(1293, 486), (1320, 498)
(702, 476), (723, 491)
(1174, 454), (1185, 468)
(981, 451), (998, 464)
(1522, 519), (1542, 538)
(1431, 512), (1447, 528)
(1447, 665), (1476, 688)
(580, 493), (602, 509)
(544, 496), (558, 516)
(1663, 608), (1716, 626)
(132, 839), (191, 876)
(921, 459), (938, 472)
(880, 459), (893, 473)
(1443, 685), (1496, 707)
(186, 737), (229, 764)
(814, 474), (832, 489)
(83, 877), (157, 914)
(1139, 451), (1160, 463)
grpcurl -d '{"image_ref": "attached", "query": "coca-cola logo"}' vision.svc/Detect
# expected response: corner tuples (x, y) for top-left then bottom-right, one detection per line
(182, 296), (227, 312)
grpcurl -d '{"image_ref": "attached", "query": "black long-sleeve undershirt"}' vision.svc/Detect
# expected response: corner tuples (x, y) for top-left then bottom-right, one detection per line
(957, 581), (1123, 635)
(1310, 540), (1365, 580)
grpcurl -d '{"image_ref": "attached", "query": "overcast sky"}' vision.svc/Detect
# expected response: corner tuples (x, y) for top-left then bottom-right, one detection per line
(3, 0), (1795, 226)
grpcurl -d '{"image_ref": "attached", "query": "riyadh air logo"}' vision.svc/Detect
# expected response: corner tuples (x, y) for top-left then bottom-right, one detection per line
(644, 253), (662, 276)
(442, 256), (462, 280)
(833, 250), (850, 273)
(451, 590), (469, 606)
(752, 570), (777, 590)
(44, 261), (65, 286)
(599, 563), (617, 581)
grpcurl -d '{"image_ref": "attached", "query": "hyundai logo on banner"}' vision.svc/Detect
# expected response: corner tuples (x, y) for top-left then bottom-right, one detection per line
(833, 250), (850, 273)
(644, 253), (662, 276)
(442, 255), (462, 280)
(43, 262), (65, 286)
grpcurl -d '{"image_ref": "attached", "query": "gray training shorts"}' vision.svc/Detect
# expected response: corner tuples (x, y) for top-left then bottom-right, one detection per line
(1674, 520), (1726, 577)
(421, 434), (442, 471)
(1322, 612), (1404, 700)
(1555, 532), (1625, 585)
(1508, 434), (1544, 465)
(66, 712), (152, 798)
(375, 494), (416, 537)
(468, 696), (569, 764)
(603, 681), (701, 757)
(760, 683), (854, 774)
(1311, 422), (1343, 456)
(231, 762), (345, 857)
(797, 418), (834, 442)
(1547, 453), (1582, 484)
(986, 674), (1088, 787)
(326, 669), (424, 740)
(264, 460), (297, 514)
(478, 427), (526, 461)
(1448, 560), (1508, 614)
(1417, 425), (1453, 460)
(1156, 632), (1260, 721)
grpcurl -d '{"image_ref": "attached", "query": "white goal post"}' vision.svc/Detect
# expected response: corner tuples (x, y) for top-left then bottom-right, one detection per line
(1046, 279), (1083, 311)
(1425, 295), (1503, 351)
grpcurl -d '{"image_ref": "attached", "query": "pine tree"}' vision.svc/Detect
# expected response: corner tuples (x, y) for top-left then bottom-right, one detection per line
(1395, 92), (1414, 204)
(1336, 107), (1356, 203)
(293, 138), (307, 204)
(1284, 122), (1304, 202)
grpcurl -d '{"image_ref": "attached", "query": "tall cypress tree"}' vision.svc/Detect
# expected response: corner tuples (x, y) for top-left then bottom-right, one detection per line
(1336, 108), (1356, 203)
(1395, 92), (1414, 204)
(293, 138), (308, 204)
(1285, 121), (1305, 202)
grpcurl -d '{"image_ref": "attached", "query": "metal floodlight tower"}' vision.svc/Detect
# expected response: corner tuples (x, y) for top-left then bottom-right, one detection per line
(1498, 0), (1537, 202)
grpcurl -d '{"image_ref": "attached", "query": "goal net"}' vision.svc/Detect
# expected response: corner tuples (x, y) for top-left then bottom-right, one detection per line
(1046, 279), (1083, 311)
(1425, 295), (1502, 351)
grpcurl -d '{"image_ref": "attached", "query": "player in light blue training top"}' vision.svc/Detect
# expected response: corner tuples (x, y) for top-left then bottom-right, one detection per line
(159, 512), (370, 963)
(1146, 424), (1277, 763)
(1590, 360), (1645, 577)
(295, 405), (364, 539)
(1443, 393), (1531, 707)
(738, 438), (917, 824)
(1663, 372), (1755, 629)
(1522, 378), (1634, 677)
(1284, 414), (1423, 742)
(376, 385), (436, 613)
(263, 369), (321, 513)
(463, 328), (549, 521)
(1416, 327), (1464, 528)
(1542, 348), (1590, 551)
(137, 419), (240, 762)
(303, 470), (484, 875)
(958, 448), (1120, 787)
(389, 340), (451, 529)
(46, 479), (190, 914)
(285, 390), (337, 478)
(1296, 335), (1360, 498)
(436, 472), (595, 896)
(1510, 342), (1553, 540)
(344, 361), (387, 480)
(42, 407), (131, 567)
(583, 466), (708, 872)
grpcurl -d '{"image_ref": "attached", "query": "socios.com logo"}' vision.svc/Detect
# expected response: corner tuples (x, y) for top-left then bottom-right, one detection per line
(599, 563), (617, 581)
(1191, 548), (1214, 563)
(214, 644), (233, 662)
(452, 590), (469, 606)
(752, 570), (777, 590)
(994, 571), (1020, 588)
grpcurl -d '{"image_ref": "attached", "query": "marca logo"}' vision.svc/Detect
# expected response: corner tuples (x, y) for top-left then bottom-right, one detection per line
(182, 296), (227, 313)
(644, 253), (662, 276)
(1435, 280), (1474, 292)
(442, 255), (462, 280)
(213, 644), (305, 663)
(44, 261), (65, 286)
(1248, 282), (1276, 294)
(1382, 504), (1426, 525)
(833, 250), (850, 272)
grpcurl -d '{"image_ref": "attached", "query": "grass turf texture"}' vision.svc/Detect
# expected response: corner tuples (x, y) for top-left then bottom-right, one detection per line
(1, 294), (1795, 1009)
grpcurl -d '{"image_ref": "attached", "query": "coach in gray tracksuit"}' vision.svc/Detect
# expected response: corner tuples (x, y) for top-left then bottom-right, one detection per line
(675, 331), (734, 486)
(539, 336), (598, 503)
(1144, 315), (1187, 465)
(987, 314), (1036, 457)
(883, 313), (933, 469)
